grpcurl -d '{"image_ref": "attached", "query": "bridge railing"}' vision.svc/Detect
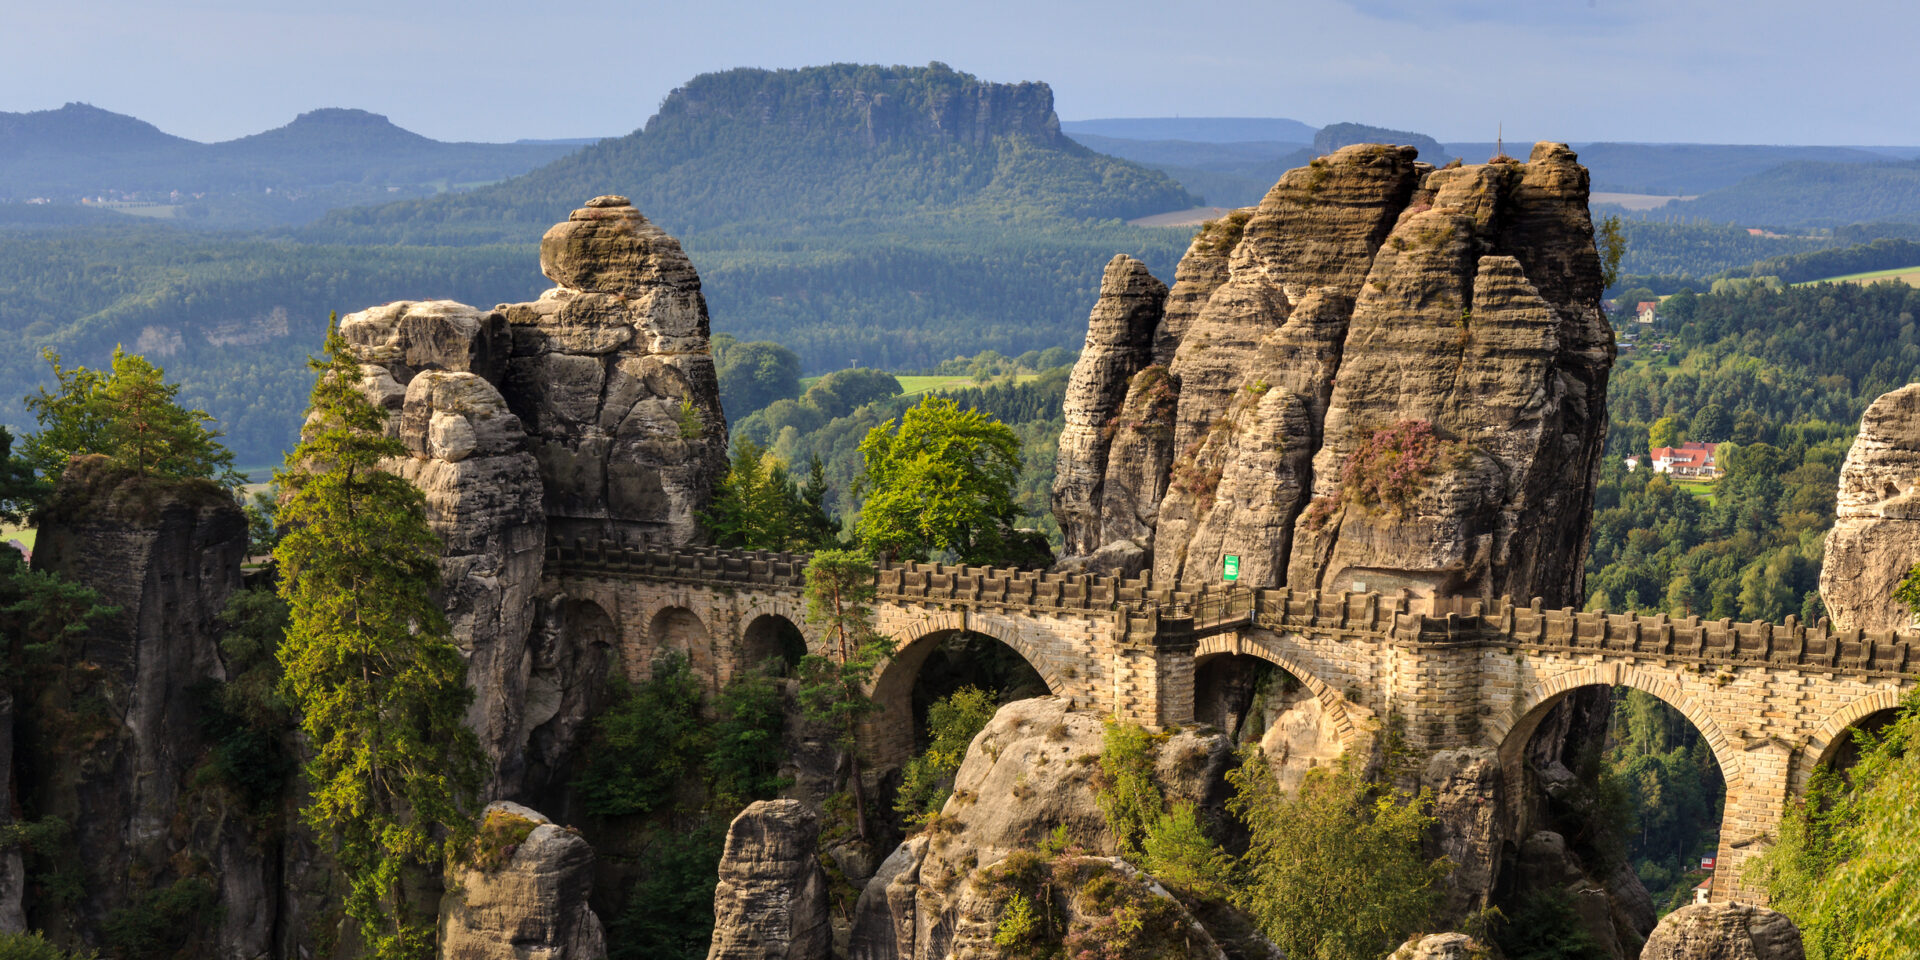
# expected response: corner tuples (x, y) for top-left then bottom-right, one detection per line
(549, 542), (1920, 672)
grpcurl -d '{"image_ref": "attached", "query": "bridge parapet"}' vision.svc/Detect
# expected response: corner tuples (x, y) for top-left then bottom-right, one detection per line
(1431, 595), (1920, 677)
(548, 541), (1920, 674)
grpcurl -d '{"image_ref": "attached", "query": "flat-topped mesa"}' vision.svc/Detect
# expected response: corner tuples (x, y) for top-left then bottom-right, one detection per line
(1053, 142), (1613, 607)
(1820, 383), (1920, 631)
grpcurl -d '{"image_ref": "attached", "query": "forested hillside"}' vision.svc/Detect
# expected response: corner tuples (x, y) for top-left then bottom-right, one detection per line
(1588, 281), (1920, 622)
(1659, 158), (1920, 228)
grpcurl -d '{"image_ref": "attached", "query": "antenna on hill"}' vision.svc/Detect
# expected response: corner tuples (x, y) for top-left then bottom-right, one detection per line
(1497, 122), (1502, 159)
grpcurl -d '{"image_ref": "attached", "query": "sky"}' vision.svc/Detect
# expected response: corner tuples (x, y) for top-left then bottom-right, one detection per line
(4, 0), (1916, 145)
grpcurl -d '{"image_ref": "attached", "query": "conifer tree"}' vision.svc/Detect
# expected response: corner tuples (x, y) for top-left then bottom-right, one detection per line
(273, 319), (482, 959)
(24, 347), (240, 486)
(797, 549), (893, 837)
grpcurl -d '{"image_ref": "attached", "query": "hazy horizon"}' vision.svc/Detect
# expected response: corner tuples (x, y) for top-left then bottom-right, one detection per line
(7, 0), (1918, 147)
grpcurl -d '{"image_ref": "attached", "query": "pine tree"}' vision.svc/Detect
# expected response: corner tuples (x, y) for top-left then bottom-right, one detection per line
(797, 549), (893, 838)
(273, 319), (483, 959)
(23, 347), (240, 485)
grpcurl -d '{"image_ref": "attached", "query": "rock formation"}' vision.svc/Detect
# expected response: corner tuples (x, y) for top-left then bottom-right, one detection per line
(707, 800), (832, 960)
(1385, 932), (1488, 960)
(24, 457), (260, 955)
(848, 697), (1274, 960)
(338, 196), (729, 798)
(1640, 903), (1805, 960)
(1053, 143), (1612, 608)
(440, 801), (607, 960)
(1819, 382), (1920, 631)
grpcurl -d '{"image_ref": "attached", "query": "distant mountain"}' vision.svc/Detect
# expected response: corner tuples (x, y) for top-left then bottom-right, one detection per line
(314, 63), (1200, 243)
(1660, 159), (1920, 228)
(0, 103), (580, 226)
(1060, 117), (1318, 143)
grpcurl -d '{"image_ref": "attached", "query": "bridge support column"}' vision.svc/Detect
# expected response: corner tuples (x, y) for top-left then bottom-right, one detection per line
(1711, 740), (1793, 904)
(1117, 613), (1196, 729)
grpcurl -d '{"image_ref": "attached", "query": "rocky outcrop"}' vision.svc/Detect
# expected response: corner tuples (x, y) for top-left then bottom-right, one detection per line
(1386, 932), (1488, 960)
(440, 801), (607, 960)
(1423, 747), (1504, 918)
(1054, 255), (1167, 562)
(338, 197), (729, 799)
(1819, 383), (1920, 631)
(1640, 903), (1804, 960)
(1512, 830), (1655, 959)
(25, 458), (260, 956)
(1054, 143), (1612, 608)
(849, 697), (1271, 960)
(707, 799), (831, 960)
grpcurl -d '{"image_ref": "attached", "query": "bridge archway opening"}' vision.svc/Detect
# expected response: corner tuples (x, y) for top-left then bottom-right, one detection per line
(741, 613), (806, 677)
(1813, 703), (1903, 783)
(868, 627), (1051, 782)
(647, 606), (712, 682)
(1497, 682), (1727, 922)
(1194, 654), (1304, 742)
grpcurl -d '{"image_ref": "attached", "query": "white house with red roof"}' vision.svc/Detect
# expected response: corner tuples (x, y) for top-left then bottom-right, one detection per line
(1649, 441), (1719, 478)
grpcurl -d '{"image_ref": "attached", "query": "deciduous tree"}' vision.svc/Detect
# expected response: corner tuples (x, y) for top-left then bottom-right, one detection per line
(854, 396), (1023, 564)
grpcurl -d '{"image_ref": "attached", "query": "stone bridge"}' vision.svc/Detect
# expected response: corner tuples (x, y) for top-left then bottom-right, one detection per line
(541, 539), (1919, 903)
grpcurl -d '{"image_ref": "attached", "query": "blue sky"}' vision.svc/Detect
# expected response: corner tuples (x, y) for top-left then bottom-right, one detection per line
(4, 0), (1914, 145)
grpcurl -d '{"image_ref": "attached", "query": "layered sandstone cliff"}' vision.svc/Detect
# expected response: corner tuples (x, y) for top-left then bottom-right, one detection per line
(1054, 143), (1613, 607)
(25, 458), (260, 955)
(339, 196), (728, 798)
(1819, 383), (1920, 631)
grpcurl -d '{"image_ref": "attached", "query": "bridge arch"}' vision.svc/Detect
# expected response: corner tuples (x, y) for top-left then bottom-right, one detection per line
(866, 614), (1061, 774)
(1193, 633), (1359, 751)
(646, 604), (715, 684)
(1489, 664), (1741, 784)
(1804, 687), (1908, 773)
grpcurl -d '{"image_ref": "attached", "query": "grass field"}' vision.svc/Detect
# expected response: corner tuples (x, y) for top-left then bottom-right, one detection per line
(1672, 477), (1717, 502)
(1799, 264), (1920, 287)
(1, 523), (33, 551)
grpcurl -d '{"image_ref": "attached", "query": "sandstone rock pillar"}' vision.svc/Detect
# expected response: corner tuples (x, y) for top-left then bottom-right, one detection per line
(708, 799), (832, 960)
(439, 801), (607, 959)
(1819, 383), (1920, 632)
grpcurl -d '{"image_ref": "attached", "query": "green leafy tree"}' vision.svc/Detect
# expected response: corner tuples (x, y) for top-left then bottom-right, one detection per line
(272, 321), (483, 959)
(0, 427), (46, 524)
(703, 441), (839, 551)
(1597, 214), (1628, 290)
(714, 338), (804, 419)
(854, 395), (1024, 564)
(1228, 754), (1449, 960)
(894, 686), (998, 825)
(706, 665), (792, 807)
(575, 656), (708, 817)
(1895, 562), (1920, 620)
(796, 549), (894, 837)
(23, 348), (241, 486)
(1647, 416), (1681, 451)
(1757, 692), (1920, 958)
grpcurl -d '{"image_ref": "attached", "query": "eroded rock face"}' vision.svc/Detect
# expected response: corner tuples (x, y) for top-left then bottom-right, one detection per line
(1640, 903), (1805, 960)
(1423, 747), (1504, 917)
(1054, 144), (1612, 608)
(1513, 830), (1654, 960)
(1820, 383), (1920, 631)
(25, 458), (261, 956)
(848, 697), (1271, 960)
(708, 799), (831, 960)
(440, 801), (607, 960)
(1387, 933), (1488, 960)
(337, 198), (729, 799)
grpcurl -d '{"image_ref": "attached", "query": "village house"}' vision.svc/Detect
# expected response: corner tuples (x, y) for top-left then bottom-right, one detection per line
(1649, 441), (1720, 478)
(1637, 300), (1659, 324)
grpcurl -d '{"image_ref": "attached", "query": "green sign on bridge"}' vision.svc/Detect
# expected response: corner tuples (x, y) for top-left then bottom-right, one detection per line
(1223, 554), (1240, 581)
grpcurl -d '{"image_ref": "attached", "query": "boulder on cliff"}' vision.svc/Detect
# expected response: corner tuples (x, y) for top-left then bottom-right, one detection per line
(707, 799), (832, 960)
(849, 697), (1275, 960)
(1819, 382), (1920, 631)
(1053, 142), (1612, 608)
(1640, 903), (1804, 960)
(440, 801), (607, 960)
